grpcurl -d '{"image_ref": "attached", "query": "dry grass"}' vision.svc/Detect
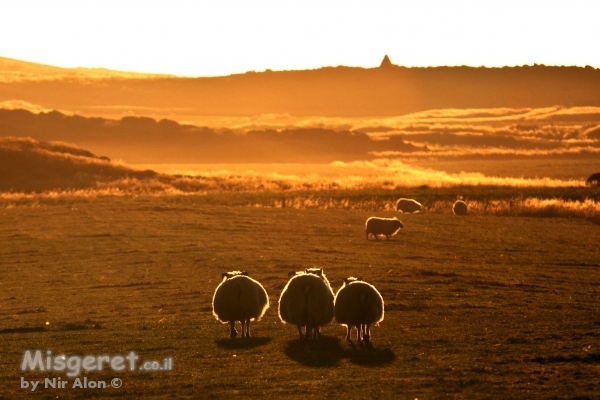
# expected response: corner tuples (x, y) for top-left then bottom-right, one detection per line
(3, 186), (599, 224)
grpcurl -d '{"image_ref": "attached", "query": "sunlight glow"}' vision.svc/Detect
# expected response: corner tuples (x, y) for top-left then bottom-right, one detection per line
(1, 0), (599, 76)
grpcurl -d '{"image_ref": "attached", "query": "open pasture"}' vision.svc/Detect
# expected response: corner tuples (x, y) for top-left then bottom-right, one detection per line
(1, 195), (599, 399)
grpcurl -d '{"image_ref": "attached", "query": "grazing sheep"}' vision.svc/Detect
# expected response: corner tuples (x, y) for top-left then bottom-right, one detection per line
(396, 198), (423, 213)
(365, 217), (404, 240)
(212, 271), (269, 339)
(452, 200), (468, 215)
(278, 268), (335, 340)
(334, 277), (384, 342)
(586, 172), (600, 187)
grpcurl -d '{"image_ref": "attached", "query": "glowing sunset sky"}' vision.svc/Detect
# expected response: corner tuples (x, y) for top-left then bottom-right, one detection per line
(1, 0), (598, 77)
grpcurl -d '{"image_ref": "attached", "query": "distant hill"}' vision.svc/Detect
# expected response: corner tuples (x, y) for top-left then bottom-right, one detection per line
(0, 137), (347, 193)
(2, 106), (600, 163)
(0, 109), (421, 163)
(0, 55), (173, 82)
(0, 137), (158, 192)
(1, 56), (600, 120)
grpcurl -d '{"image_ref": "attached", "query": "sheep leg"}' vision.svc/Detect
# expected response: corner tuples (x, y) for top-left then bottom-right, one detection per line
(346, 325), (351, 341)
(241, 319), (250, 337)
(229, 321), (238, 339)
(363, 323), (371, 342)
(297, 325), (304, 340)
(356, 324), (362, 342)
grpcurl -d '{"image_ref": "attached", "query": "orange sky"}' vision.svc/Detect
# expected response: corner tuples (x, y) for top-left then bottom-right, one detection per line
(1, 1), (599, 77)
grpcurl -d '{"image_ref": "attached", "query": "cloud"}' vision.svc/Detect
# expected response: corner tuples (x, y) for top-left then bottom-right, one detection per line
(370, 146), (600, 158)
(0, 100), (53, 114)
(287, 106), (600, 131)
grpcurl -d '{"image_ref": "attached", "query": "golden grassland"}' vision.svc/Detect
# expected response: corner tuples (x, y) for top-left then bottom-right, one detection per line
(0, 196), (599, 399)
(3, 188), (600, 226)
(2, 155), (599, 224)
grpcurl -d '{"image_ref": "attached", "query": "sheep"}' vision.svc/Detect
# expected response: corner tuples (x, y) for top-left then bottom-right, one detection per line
(452, 200), (468, 215)
(334, 277), (384, 342)
(212, 271), (269, 339)
(586, 172), (600, 187)
(365, 217), (403, 240)
(278, 268), (335, 340)
(396, 198), (423, 213)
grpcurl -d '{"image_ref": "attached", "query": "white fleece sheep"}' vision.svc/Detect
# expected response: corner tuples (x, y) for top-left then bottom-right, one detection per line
(212, 271), (270, 339)
(278, 268), (335, 340)
(396, 198), (423, 213)
(365, 217), (404, 240)
(334, 277), (384, 342)
(453, 200), (468, 215)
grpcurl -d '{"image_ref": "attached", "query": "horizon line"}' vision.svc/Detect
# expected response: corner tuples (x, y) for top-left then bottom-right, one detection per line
(1, 54), (599, 79)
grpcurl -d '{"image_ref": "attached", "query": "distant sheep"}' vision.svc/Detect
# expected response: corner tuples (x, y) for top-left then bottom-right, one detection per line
(278, 268), (335, 340)
(334, 277), (384, 342)
(365, 217), (403, 240)
(586, 172), (600, 187)
(212, 271), (269, 339)
(452, 200), (468, 215)
(396, 198), (423, 213)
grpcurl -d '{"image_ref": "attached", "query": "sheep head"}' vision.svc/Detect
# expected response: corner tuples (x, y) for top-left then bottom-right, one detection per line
(222, 270), (248, 280)
(305, 268), (324, 277)
(343, 277), (361, 285)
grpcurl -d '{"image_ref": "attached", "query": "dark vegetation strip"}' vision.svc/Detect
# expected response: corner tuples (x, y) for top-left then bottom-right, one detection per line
(532, 353), (600, 364)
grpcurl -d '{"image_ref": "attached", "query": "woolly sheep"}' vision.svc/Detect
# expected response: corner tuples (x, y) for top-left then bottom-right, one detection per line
(278, 268), (335, 340)
(212, 271), (270, 339)
(586, 172), (600, 187)
(452, 200), (468, 215)
(396, 198), (423, 213)
(334, 277), (384, 342)
(365, 217), (404, 240)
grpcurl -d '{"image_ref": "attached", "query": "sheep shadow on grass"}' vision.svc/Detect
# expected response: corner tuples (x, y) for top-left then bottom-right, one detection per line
(215, 337), (272, 349)
(285, 336), (396, 367)
(346, 341), (396, 366)
(285, 335), (345, 367)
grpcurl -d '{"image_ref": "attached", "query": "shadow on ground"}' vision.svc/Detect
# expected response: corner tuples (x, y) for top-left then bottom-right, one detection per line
(0, 326), (45, 335)
(346, 341), (396, 366)
(285, 336), (396, 367)
(285, 336), (346, 367)
(215, 337), (272, 349)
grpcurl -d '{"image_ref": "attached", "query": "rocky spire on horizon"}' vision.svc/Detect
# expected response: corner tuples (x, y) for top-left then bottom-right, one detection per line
(380, 55), (393, 68)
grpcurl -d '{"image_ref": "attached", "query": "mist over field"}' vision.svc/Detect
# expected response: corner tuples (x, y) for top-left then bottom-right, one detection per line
(1, 106), (600, 165)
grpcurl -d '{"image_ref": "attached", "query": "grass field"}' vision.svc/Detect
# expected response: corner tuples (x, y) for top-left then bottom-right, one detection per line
(1, 195), (599, 399)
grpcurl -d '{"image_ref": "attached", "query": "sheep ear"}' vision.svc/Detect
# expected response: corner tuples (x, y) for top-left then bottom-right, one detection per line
(318, 268), (323, 276)
(288, 271), (296, 277)
(221, 272), (228, 279)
